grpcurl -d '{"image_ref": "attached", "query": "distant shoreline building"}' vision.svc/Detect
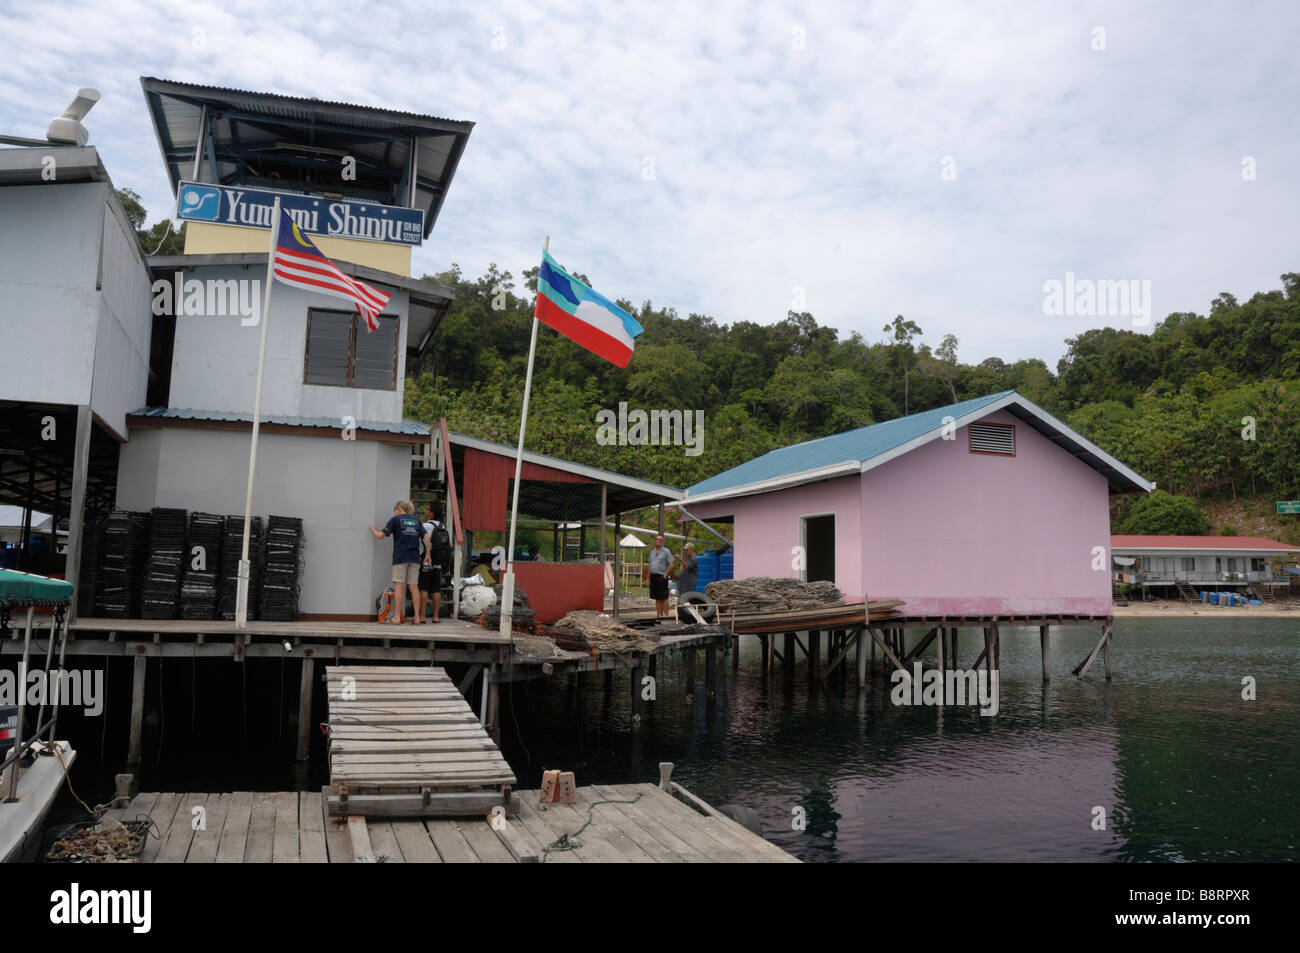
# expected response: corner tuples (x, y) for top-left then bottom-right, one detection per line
(1110, 535), (1299, 594)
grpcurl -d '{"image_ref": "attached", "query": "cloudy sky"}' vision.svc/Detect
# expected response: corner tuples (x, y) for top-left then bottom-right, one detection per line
(1, 0), (1296, 366)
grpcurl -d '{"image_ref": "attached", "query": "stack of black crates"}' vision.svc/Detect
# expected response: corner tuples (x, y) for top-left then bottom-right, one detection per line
(140, 507), (188, 619)
(100, 510), (148, 618)
(258, 515), (303, 621)
(180, 512), (224, 619)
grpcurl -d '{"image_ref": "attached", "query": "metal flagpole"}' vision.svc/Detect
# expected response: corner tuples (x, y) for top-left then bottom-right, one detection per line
(500, 236), (548, 637)
(236, 195), (282, 629)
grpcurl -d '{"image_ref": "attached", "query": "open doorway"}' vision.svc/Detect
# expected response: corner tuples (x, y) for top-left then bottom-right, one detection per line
(801, 513), (835, 584)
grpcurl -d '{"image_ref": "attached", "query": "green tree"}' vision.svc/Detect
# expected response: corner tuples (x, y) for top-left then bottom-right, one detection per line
(1118, 491), (1210, 535)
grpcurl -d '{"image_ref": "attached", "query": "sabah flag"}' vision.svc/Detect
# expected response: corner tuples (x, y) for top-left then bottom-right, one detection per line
(271, 208), (390, 330)
(535, 249), (643, 367)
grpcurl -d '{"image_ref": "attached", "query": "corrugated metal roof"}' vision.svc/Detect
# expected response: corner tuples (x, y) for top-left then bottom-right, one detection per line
(686, 391), (1014, 497)
(447, 431), (682, 498)
(1111, 535), (1299, 551)
(139, 77), (473, 238)
(130, 407), (430, 436)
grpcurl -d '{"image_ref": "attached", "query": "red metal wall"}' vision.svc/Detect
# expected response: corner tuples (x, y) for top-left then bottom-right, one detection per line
(514, 562), (605, 622)
(461, 447), (590, 531)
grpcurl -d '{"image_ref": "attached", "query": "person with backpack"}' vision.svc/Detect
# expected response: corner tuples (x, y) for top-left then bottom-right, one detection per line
(369, 500), (423, 624)
(419, 502), (451, 624)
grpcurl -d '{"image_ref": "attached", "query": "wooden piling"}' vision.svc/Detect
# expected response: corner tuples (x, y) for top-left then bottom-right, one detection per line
(295, 657), (315, 763)
(783, 632), (795, 687)
(631, 662), (645, 720)
(128, 653), (146, 768)
(855, 631), (866, 689)
(808, 629), (820, 687)
(759, 634), (769, 676)
(1102, 624), (1112, 680)
(685, 646), (698, 692)
(1040, 625), (1051, 682)
(705, 645), (717, 699)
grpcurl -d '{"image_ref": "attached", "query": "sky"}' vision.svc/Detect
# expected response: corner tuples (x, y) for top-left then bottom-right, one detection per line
(1, 0), (1296, 368)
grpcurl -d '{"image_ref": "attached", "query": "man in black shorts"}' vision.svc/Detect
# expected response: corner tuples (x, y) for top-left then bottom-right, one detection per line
(648, 533), (674, 618)
(418, 503), (447, 623)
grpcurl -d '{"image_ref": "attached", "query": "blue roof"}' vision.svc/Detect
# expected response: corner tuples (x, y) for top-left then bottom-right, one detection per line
(686, 391), (1015, 497)
(130, 407), (431, 436)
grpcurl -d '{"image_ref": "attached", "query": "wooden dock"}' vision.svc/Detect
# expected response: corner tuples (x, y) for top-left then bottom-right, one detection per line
(104, 783), (798, 863)
(325, 665), (515, 817)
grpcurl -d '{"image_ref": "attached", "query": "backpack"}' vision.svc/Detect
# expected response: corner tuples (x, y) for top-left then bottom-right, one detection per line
(429, 523), (452, 567)
(376, 588), (400, 623)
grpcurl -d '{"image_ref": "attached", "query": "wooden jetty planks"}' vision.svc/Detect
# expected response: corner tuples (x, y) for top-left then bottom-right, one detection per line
(365, 819), (404, 863)
(512, 797), (581, 863)
(155, 793), (207, 863)
(537, 798), (650, 863)
(587, 783), (713, 862)
(139, 792), (184, 864)
(390, 819), (443, 862)
(574, 786), (682, 863)
(645, 785), (795, 862)
(272, 791), (301, 863)
(457, 820), (515, 863)
(319, 789), (353, 863)
(186, 792), (230, 863)
(216, 791), (253, 863)
(425, 819), (481, 862)
(298, 791), (328, 863)
(243, 792), (276, 863)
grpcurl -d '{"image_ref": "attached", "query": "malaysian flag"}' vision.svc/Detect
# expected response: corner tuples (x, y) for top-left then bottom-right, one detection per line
(271, 208), (390, 330)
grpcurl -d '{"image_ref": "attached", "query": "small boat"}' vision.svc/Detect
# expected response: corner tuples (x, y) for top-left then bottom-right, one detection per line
(0, 569), (77, 863)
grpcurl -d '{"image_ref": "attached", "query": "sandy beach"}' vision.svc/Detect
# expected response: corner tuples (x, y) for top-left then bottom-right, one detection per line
(1113, 600), (1300, 620)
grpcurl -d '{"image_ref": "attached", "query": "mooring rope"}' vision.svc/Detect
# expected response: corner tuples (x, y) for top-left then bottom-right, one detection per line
(541, 792), (644, 862)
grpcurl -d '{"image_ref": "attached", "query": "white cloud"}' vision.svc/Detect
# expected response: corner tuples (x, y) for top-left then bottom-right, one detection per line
(2, 0), (1296, 369)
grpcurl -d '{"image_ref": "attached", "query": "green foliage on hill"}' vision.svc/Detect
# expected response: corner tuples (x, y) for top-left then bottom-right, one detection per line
(1117, 491), (1212, 535)
(406, 265), (1300, 522)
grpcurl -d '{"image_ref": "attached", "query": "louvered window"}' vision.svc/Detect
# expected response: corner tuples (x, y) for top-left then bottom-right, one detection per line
(968, 422), (1015, 455)
(305, 308), (398, 390)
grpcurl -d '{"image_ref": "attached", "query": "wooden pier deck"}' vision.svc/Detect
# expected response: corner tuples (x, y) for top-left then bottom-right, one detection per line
(104, 783), (798, 863)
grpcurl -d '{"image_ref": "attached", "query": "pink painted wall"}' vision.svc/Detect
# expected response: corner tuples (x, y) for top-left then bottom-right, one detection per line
(688, 475), (862, 596)
(859, 409), (1111, 615)
(688, 409), (1112, 615)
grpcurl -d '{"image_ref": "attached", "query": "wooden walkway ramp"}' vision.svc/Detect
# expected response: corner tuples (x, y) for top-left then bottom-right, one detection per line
(324, 664), (516, 817)
(106, 784), (797, 863)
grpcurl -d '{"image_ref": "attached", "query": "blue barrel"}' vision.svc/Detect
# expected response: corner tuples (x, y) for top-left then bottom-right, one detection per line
(1200, 591), (1208, 602)
(695, 551), (719, 590)
(718, 550), (734, 581)
(1210, 592), (1219, 605)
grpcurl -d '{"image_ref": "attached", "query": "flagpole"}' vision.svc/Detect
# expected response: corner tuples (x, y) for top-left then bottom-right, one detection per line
(236, 195), (282, 629)
(499, 236), (548, 637)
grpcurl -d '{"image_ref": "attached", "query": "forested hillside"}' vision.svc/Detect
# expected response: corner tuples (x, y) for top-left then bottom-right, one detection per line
(404, 263), (1300, 534)
(119, 191), (1300, 535)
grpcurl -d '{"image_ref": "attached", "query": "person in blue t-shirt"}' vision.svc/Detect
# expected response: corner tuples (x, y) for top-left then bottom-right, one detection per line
(369, 500), (423, 624)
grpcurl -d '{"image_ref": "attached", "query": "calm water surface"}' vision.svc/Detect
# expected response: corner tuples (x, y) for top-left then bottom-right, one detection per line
(495, 618), (1299, 862)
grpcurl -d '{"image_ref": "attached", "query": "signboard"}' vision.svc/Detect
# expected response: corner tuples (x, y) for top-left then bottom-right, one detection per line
(176, 180), (424, 246)
(1277, 501), (1300, 514)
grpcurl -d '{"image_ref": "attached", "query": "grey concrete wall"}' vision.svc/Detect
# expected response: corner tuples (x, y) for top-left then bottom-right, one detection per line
(0, 182), (104, 411)
(116, 426), (413, 615)
(0, 180), (152, 439)
(159, 264), (410, 424)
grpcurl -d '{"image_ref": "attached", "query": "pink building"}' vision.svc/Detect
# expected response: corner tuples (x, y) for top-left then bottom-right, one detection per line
(683, 391), (1153, 617)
